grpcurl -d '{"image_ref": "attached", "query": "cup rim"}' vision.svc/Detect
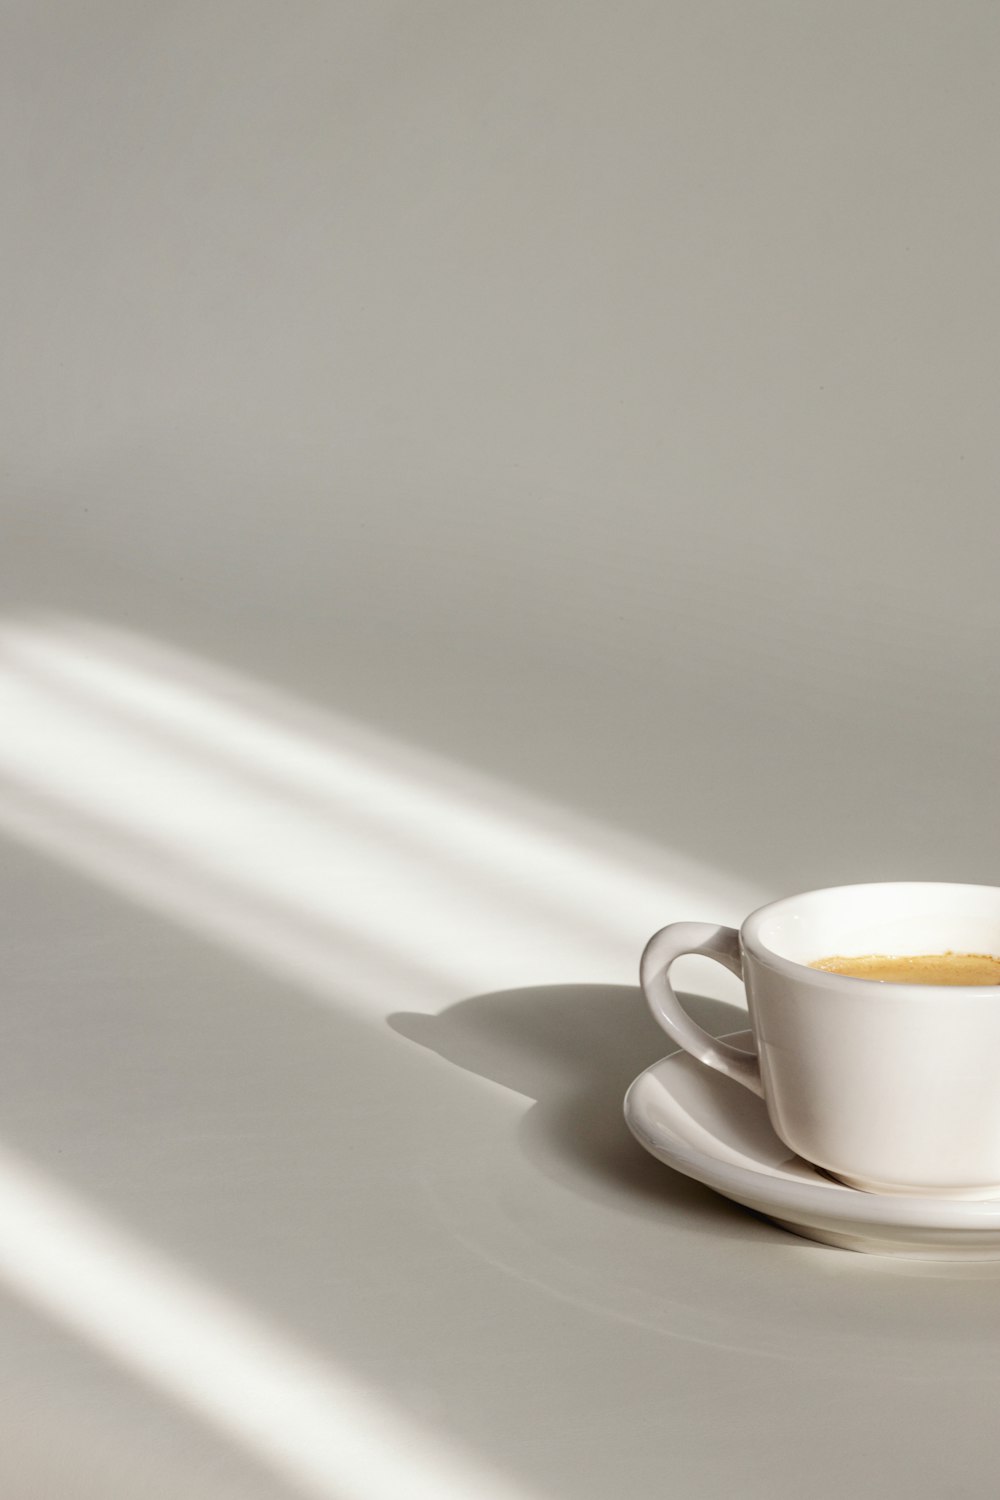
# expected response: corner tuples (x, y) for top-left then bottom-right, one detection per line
(740, 880), (1000, 994)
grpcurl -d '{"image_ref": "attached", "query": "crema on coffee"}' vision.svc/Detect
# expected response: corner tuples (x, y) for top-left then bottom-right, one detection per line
(809, 952), (1000, 985)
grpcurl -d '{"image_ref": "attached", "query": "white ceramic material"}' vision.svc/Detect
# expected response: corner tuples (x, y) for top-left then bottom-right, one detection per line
(640, 884), (1000, 1197)
(625, 1034), (1000, 1258)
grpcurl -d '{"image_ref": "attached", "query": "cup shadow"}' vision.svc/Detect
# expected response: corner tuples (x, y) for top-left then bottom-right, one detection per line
(389, 982), (779, 1240)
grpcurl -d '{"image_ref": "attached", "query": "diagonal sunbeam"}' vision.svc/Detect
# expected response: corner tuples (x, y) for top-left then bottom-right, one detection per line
(0, 1141), (532, 1500)
(0, 616), (762, 1015)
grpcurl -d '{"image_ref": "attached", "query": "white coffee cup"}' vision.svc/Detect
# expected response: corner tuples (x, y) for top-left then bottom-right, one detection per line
(640, 882), (1000, 1198)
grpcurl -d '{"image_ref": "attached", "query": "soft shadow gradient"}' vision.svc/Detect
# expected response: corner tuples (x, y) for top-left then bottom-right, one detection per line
(391, 984), (774, 1238)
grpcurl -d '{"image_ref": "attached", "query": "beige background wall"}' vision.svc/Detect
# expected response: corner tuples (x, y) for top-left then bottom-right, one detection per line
(7, 3), (999, 899)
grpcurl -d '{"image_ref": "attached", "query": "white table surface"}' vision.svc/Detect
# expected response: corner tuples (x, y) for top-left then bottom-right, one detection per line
(4, 5), (1000, 1496)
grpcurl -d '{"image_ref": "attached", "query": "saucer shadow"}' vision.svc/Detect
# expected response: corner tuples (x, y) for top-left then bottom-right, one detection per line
(389, 983), (778, 1239)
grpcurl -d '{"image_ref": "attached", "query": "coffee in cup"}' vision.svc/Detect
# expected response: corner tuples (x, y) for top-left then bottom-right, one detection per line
(810, 952), (1000, 985)
(640, 883), (1000, 1198)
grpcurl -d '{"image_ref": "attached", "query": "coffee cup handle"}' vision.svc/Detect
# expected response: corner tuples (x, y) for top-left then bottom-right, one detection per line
(640, 922), (763, 1097)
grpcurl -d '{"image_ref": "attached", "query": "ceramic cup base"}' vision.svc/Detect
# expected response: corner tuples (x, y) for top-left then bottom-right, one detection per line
(624, 1037), (1000, 1258)
(827, 1170), (1000, 1201)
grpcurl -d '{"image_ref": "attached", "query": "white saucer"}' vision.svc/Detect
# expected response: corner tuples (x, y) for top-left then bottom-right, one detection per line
(624, 1032), (1000, 1258)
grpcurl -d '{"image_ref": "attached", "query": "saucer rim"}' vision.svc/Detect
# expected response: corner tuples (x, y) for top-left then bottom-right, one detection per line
(624, 1032), (1000, 1230)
